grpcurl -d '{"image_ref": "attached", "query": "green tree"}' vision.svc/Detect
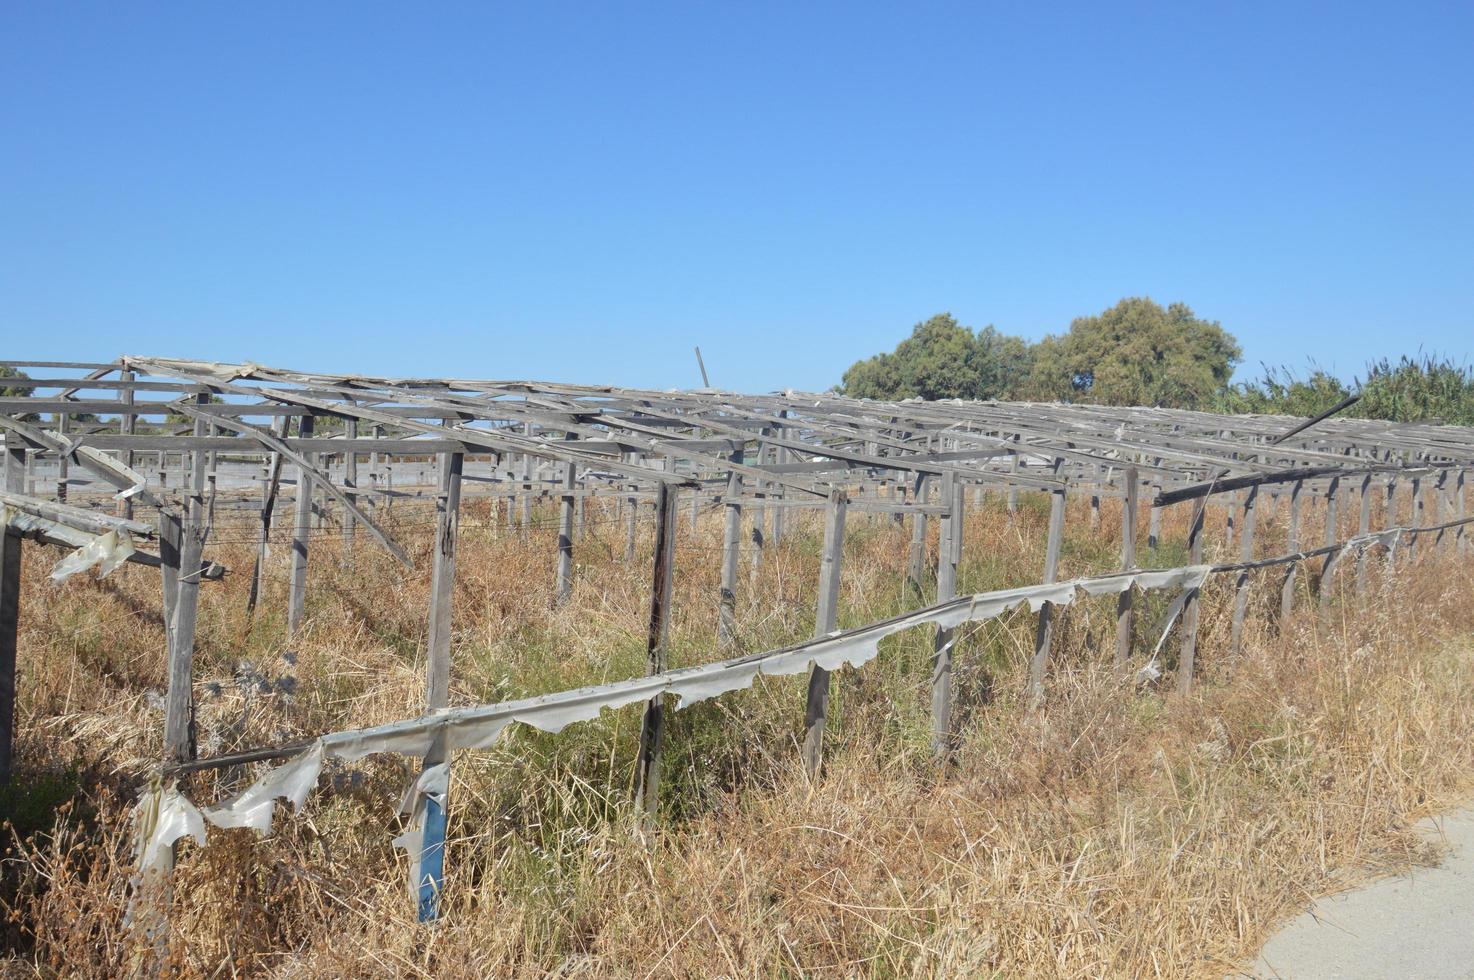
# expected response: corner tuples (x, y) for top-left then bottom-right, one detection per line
(1018, 298), (1241, 408)
(840, 313), (1032, 401)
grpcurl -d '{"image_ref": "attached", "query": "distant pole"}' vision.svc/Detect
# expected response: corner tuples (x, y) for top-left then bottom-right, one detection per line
(694, 347), (710, 388)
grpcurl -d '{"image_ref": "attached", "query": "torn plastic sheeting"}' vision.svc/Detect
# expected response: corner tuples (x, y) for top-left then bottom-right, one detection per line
(153, 561), (1229, 870)
(49, 529), (136, 583)
(135, 783), (207, 874)
(398, 761), (450, 815)
(203, 742), (324, 832)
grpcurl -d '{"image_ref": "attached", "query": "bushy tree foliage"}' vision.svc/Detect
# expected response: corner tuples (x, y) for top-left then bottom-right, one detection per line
(840, 299), (1238, 409)
(840, 314), (1031, 401)
(1017, 299), (1241, 407)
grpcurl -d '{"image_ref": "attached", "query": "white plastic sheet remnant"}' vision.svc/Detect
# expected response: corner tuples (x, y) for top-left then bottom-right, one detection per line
(203, 742), (325, 832)
(134, 782), (207, 874)
(49, 529), (136, 582)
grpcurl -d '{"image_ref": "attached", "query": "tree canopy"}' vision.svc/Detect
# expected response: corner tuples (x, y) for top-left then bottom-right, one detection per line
(839, 298), (1239, 410)
(840, 314), (1031, 401)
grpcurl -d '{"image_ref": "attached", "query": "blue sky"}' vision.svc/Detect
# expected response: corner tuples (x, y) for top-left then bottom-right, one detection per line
(3, 2), (1471, 393)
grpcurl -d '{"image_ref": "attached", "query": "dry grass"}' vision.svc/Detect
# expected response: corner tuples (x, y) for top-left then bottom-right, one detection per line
(2, 485), (1472, 977)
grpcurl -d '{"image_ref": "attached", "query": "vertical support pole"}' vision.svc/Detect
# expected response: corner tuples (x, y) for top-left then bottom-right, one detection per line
(1408, 474), (1423, 563)
(287, 414), (315, 638)
(1114, 467), (1138, 670)
(55, 412), (68, 505)
(415, 449), (462, 921)
(801, 489), (848, 777)
(343, 418), (358, 554)
(1355, 474), (1373, 594)
(1281, 480), (1303, 621)
(906, 474), (929, 599)
(1319, 476), (1342, 608)
(930, 472), (960, 759)
(1006, 436), (1020, 517)
(0, 434), (25, 784)
(1177, 499), (1206, 695)
(633, 481), (677, 815)
(117, 370), (135, 521)
(770, 411), (788, 547)
(1458, 469), (1468, 556)
(1229, 485), (1258, 657)
(624, 484), (638, 564)
(1147, 482), (1162, 551)
(247, 416), (286, 618)
(555, 438), (577, 605)
(1028, 487), (1067, 705)
(718, 454), (743, 650)
(164, 395), (209, 765)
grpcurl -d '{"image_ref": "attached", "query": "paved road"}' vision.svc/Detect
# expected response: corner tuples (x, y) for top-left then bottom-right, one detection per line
(1245, 807), (1474, 979)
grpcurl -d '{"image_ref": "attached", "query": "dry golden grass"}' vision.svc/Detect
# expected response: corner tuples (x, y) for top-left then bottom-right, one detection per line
(2, 486), (1471, 977)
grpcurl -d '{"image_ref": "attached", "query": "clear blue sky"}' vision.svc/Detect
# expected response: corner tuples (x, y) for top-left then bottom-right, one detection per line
(3, 2), (1471, 393)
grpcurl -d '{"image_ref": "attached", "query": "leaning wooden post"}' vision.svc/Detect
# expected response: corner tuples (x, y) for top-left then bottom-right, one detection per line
(1228, 484), (1258, 657)
(633, 481), (677, 816)
(717, 454), (743, 650)
(0, 433), (25, 785)
(165, 395), (210, 765)
(801, 488), (848, 777)
(414, 450), (462, 921)
(930, 472), (961, 759)
(1280, 480), (1304, 621)
(1114, 467), (1138, 670)
(1027, 487), (1067, 705)
(1176, 499), (1207, 695)
(286, 413), (315, 638)
(555, 438), (577, 605)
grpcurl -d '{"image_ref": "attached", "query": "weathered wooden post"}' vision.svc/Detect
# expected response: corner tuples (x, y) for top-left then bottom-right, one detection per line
(1114, 467), (1138, 670)
(633, 481), (677, 815)
(718, 454), (743, 650)
(164, 396), (210, 765)
(342, 418), (358, 553)
(1280, 480), (1303, 621)
(1176, 499), (1207, 695)
(1355, 473), (1373, 594)
(286, 414), (315, 638)
(54, 412), (68, 505)
(0, 433), (24, 785)
(247, 415), (286, 618)
(1229, 484), (1258, 657)
(906, 474), (929, 599)
(555, 438), (577, 605)
(801, 488), (848, 776)
(1028, 487), (1067, 704)
(1318, 476), (1341, 608)
(414, 449), (462, 921)
(930, 472), (960, 759)
(117, 370), (136, 521)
